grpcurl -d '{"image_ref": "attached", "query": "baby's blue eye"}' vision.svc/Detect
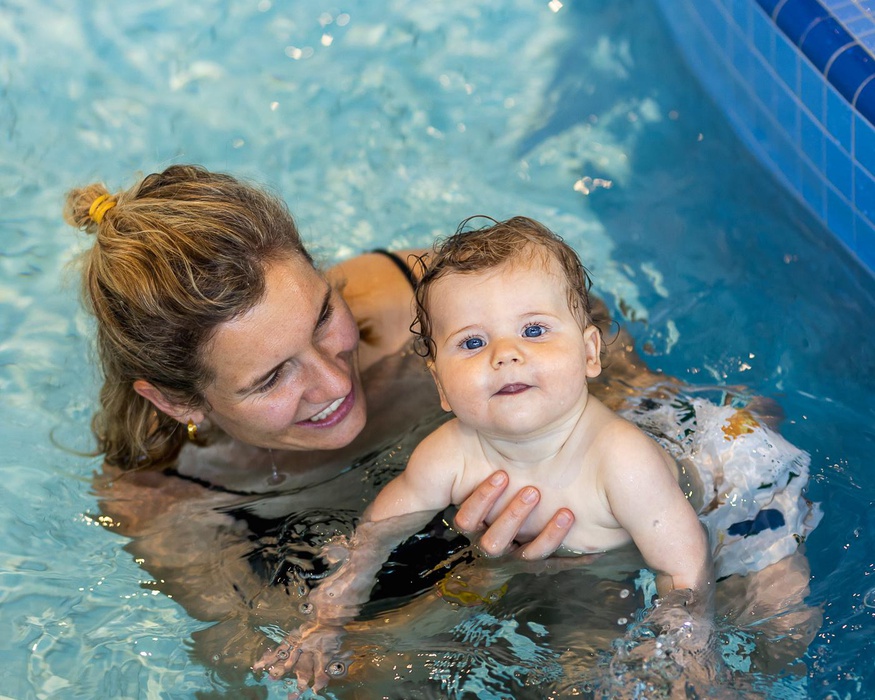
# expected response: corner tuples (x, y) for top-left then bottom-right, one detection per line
(524, 325), (545, 337)
(462, 337), (484, 350)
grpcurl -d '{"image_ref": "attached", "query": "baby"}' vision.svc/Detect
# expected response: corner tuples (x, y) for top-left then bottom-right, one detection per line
(257, 216), (712, 692)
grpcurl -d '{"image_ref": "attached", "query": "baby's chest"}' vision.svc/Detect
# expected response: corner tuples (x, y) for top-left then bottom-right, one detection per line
(462, 468), (623, 553)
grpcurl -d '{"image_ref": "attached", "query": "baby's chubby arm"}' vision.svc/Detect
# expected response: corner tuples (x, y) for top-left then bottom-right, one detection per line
(366, 420), (465, 522)
(599, 422), (712, 604)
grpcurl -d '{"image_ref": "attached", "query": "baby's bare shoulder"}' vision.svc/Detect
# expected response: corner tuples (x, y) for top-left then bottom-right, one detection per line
(595, 413), (677, 479)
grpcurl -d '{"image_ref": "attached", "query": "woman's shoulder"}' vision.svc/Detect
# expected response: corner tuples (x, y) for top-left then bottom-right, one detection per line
(327, 249), (426, 371)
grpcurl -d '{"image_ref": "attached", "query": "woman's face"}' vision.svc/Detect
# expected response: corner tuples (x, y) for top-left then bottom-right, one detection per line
(195, 255), (367, 452)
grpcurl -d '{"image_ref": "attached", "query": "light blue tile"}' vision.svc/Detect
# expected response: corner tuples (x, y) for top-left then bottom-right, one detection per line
(767, 116), (804, 190)
(753, 50), (777, 109)
(800, 109), (825, 168)
(855, 163), (875, 222)
(829, 6), (866, 23)
(774, 29), (800, 89)
(697, 0), (731, 48)
(801, 159), (827, 217)
(826, 185), (856, 250)
(826, 85), (853, 151)
(846, 16), (875, 36)
(731, 29), (757, 83)
(775, 81), (800, 139)
(800, 55), (826, 123)
(752, 4), (774, 60)
(857, 213), (875, 271)
(854, 113), (875, 183)
(730, 0), (752, 34)
(826, 137), (853, 197)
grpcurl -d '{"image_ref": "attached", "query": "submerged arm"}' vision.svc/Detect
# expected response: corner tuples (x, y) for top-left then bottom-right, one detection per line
(255, 432), (460, 692)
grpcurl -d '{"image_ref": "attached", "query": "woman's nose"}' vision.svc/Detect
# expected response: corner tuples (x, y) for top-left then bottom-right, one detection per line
(301, 348), (351, 403)
(490, 338), (523, 368)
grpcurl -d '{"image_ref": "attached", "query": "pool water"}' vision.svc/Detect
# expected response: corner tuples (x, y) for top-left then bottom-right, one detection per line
(1, 0), (873, 698)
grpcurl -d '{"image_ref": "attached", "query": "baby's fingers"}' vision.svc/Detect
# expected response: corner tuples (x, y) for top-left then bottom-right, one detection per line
(253, 640), (301, 679)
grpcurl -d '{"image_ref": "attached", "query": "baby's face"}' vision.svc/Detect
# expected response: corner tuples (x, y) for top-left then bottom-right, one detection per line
(426, 255), (602, 438)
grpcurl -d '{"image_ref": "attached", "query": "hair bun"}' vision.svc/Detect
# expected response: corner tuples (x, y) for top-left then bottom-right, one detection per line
(63, 183), (113, 233)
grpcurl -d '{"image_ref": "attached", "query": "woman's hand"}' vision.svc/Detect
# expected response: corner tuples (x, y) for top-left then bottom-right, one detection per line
(453, 471), (574, 560)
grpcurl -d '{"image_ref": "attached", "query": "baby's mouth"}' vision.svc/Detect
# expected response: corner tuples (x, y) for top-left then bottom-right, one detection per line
(496, 383), (531, 395)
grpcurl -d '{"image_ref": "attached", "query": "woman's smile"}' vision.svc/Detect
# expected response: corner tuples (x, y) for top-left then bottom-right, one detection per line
(297, 388), (356, 427)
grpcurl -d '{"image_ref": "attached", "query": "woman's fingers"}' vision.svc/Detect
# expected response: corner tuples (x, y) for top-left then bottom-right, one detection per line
(453, 471), (510, 533)
(514, 508), (574, 561)
(454, 474), (573, 558)
(475, 485), (541, 556)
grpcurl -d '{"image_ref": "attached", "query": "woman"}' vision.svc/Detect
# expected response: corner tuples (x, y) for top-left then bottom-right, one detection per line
(68, 164), (649, 681)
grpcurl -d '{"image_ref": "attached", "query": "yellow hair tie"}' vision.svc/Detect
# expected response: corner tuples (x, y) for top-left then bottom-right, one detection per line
(88, 194), (116, 224)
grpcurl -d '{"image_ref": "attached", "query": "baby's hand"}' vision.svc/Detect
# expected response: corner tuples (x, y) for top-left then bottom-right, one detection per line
(254, 622), (348, 698)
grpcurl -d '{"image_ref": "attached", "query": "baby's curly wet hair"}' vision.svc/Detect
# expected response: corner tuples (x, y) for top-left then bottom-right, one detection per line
(412, 216), (595, 360)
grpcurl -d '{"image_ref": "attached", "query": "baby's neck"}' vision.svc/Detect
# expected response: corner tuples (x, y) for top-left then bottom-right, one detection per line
(476, 396), (601, 473)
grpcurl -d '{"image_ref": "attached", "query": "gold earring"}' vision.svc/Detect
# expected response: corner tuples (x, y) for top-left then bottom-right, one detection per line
(187, 420), (198, 442)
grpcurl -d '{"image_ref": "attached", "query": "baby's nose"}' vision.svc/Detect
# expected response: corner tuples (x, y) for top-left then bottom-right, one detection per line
(490, 339), (523, 367)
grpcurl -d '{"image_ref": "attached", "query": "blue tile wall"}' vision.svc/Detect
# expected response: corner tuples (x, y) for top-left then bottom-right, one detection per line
(653, 0), (875, 274)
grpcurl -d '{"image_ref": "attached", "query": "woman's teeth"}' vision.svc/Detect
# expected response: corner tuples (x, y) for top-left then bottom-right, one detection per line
(310, 396), (344, 422)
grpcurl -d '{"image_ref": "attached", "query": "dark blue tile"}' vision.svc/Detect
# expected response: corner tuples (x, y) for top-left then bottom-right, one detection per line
(855, 112), (875, 180)
(854, 74), (875, 124)
(827, 45), (875, 104)
(800, 56), (826, 121)
(826, 86), (853, 150)
(855, 163), (875, 221)
(826, 186), (855, 250)
(754, 0), (782, 18)
(826, 137), (853, 197)
(776, 0), (830, 45)
(801, 18), (853, 72)
(774, 29), (799, 89)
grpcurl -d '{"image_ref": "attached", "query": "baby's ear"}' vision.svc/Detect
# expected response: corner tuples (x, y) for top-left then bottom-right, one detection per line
(583, 325), (602, 378)
(427, 362), (453, 413)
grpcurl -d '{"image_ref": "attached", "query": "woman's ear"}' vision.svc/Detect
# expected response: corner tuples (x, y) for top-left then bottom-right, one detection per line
(583, 325), (603, 378)
(133, 380), (205, 426)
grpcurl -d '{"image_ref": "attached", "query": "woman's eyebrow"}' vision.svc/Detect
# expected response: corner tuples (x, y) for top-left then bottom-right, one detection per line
(236, 285), (332, 396)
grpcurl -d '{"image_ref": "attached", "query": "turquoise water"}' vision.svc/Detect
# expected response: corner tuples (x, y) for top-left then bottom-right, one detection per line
(1, 0), (873, 698)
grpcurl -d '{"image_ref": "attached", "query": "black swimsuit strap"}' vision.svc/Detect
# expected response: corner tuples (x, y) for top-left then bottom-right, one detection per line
(371, 248), (417, 289)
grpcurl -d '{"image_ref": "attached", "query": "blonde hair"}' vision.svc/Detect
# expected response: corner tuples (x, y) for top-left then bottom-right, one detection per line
(65, 164), (312, 470)
(413, 216), (597, 360)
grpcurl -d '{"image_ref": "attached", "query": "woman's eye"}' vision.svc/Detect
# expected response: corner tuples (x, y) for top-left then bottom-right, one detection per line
(461, 337), (485, 350)
(523, 325), (545, 338)
(257, 366), (285, 393)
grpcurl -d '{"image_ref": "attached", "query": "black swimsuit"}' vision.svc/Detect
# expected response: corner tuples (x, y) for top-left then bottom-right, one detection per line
(371, 248), (418, 288)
